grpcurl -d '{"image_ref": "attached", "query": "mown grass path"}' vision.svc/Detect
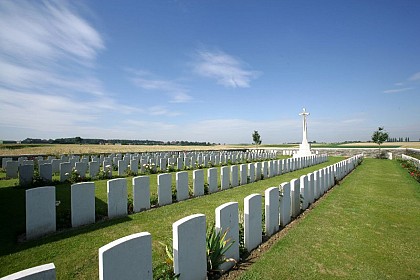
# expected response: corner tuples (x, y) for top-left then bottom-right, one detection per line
(238, 158), (420, 280)
(0, 158), (341, 279)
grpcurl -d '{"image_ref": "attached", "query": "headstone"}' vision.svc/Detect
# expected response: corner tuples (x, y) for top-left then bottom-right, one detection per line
(220, 166), (230, 190)
(207, 168), (218, 193)
(290, 178), (300, 218)
(255, 162), (262, 181)
(59, 162), (71, 182)
(99, 232), (153, 280)
(130, 159), (138, 175)
(300, 175), (309, 210)
(279, 182), (291, 226)
(117, 160), (127, 176)
(132, 176), (150, 212)
(0, 263), (56, 280)
(39, 163), (52, 182)
(262, 161), (268, 178)
(89, 161), (100, 178)
(230, 165), (239, 187)
(5, 160), (18, 179)
(244, 194), (262, 252)
(2, 157), (12, 169)
(107, 178), (128, 219)
(193, 169), (204, 197)
(176, 171), (189, 201)
(19, 164), (34, 186)
(51, 159), (61, 172)
(157, 173), (172, 206)
(239, 164), (247, 185)
(173, 214), (207, 280)
(265, 187), (279, 236)
(307, 172), (315, 204)
(71, 182), (95, 227)
(75, 162), (87, 178)
(26, 186), (56, 240)
(248, 163), (255, 183)
(215, 202), (239, 272)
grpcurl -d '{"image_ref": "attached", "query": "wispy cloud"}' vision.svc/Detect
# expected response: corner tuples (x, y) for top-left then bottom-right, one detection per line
(128, 69), (192, 103)
(193, 49), (260, 88)
(408, 72), (420, 81)
(0, 1), (132, 138)
(383, 87), (413, 94)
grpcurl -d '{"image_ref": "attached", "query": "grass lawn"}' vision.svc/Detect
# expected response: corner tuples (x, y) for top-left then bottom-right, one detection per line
(238, 158), (420, 280)
(0, 157), (341, 279)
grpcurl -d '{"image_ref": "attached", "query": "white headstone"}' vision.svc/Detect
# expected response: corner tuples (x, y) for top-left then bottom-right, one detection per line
(158, 173), (172, 206)
(193, 169), (204, 197)
(207, 168), (218, 193)
(19, 164), (34, 186)
(26, 186), (56, 240)
(132, 176), (150, 212)
(0, 263), (56, 280)
(244, 194), (262, 252)
(173, 214), (207, 280)
(279, 182), (291, 226)
(290, 178), (300, 218)
(176, 171), (189, 201)
(230, 165), (239, 187)
(99, 232), (153, 280)
(107, 178), (128, 219)
(71, 182), (95, 227)
(215, 202), (239, 272)
(220, 166), (230, 190)
(5, 160), (18, 179)
(265, 187), (279, 236)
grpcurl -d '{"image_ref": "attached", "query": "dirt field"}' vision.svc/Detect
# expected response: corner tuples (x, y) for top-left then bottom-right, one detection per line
(0, 144), (249, 157)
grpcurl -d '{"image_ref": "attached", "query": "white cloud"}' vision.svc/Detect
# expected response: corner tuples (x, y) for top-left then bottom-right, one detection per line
(0, 1), (141, 139)
(408, 72), (420, 81)
(383, 87), (413, 94)
(193, 49), (260, 88)
(128, 69), (193, 103)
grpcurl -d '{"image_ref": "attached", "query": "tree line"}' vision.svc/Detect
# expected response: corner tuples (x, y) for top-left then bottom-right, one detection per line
(18, 137), (213, 146)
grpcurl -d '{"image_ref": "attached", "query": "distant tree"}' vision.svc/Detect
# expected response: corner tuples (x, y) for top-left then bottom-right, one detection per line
(75, 137), (82, 144)
(252, 130), (262, 148)
(371, 127), (388, 152)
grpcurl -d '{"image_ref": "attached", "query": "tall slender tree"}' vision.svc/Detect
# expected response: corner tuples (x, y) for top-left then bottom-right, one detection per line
(371, 127), (388, 152)
(252, 130), (262, 148)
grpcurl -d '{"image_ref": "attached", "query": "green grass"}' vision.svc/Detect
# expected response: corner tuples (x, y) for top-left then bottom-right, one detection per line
(238, 158), (420, 280)
(0, 158), (341, 279)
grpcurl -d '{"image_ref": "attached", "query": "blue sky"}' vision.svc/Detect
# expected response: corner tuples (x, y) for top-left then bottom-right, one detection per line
(0, 0), (419, 144)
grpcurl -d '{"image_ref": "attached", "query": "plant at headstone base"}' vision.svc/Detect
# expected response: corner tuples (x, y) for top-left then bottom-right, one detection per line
(238, 211), (248, 259)
(171, 185), (177, 202)
(150, 194), (158, 206)
(166, 164), (177, 173)
(398, 159), (420, 183)
(206, 224), (236, 277)
(67, 168), (83, 184)
(155, 242), (180, 280)
(204, 183), (209, 195)
(112, 164), (118, 171)
(124, 167), (135, 177)
(127, 194), (134, 214)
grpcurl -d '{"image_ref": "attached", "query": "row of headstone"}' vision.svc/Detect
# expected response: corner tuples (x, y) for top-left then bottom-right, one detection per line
(24, 155), (328, 240)
(13, 154), (364, 279)
(2, 150), (278, 185)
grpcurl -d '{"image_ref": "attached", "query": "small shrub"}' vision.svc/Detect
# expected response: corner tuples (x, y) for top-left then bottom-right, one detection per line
(206, 225), (235, 277)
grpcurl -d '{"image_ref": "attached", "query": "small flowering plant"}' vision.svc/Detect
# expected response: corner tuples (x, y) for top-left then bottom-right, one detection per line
(398, 159), (420, 183)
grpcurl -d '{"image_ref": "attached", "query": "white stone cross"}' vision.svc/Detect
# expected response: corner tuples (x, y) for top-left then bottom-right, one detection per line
(299, 108), (310, 144)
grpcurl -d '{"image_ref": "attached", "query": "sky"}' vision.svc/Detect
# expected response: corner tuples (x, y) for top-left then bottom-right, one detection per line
(0, 0), (419, 144)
